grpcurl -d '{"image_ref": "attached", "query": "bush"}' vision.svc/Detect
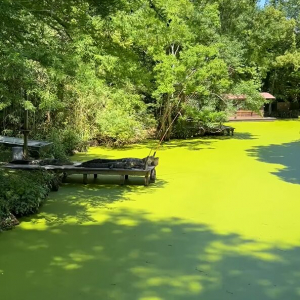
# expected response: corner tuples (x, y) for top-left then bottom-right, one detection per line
(0, 169), (57, 230)
(0, 201), (19, 231)
(0, 170), (54, 217)
(0, 145), (11, 163)
(172, 118), (204, 139)
(95, 89), (155, 147)
(172, 109), (228, 139)
(36, 127), (88, 159)
(96, 108), (149, 146)
(45, 129), (69, 160)
(0, 197), (10, 220)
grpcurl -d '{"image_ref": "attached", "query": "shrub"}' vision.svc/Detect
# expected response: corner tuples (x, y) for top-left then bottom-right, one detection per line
(60, 128), (82, 155)
(0, 216), (19, 231)
(96, 108), (149, 146)
(0, 199), (19, 231)
(95, 89), (155, 147)
(172, 109), (228, 139)
(36, 127), (88, 159)
(0, 170), (56, 228)
(0, 197), (10, 220)
(0, 145), (11, 163)
(172, 118), (203, 139)
(46, 129), (69, 160)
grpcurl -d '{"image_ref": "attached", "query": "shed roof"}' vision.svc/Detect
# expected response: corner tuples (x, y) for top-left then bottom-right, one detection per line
(260, 92), (276, 99)
(226, 92), (276, 100)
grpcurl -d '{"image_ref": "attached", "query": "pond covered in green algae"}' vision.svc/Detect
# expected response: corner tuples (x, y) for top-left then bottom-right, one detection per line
(1, 121), (300, 300)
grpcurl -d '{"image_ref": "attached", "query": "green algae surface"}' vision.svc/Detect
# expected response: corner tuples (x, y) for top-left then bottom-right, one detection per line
(1, 121), (300, 299)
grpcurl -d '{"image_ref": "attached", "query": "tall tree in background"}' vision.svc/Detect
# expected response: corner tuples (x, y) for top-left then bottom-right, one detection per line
(0, 0), (299, 147)
(262, 0), (300, 102)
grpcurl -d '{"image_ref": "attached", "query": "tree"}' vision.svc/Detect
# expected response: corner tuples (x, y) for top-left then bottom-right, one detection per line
(1, 0), (299, 148)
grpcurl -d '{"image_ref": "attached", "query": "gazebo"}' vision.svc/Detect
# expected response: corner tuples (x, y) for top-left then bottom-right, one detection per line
(226, 92), (276, 120)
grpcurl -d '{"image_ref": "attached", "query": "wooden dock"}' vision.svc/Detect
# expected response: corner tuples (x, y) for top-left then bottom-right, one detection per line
(228, 117), (276, 122)
(2, 163), (156, 186)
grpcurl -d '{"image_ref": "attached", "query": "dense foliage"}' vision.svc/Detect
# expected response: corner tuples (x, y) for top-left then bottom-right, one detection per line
(0, 169), (57, 231)
(0, 0), (299, 147)
(0, 146), (60, 231)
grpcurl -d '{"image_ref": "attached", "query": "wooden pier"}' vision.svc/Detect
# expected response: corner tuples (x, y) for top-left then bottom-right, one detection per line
(2, 163), (157, 186)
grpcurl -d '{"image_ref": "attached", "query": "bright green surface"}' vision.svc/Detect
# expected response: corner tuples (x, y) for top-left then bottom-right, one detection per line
(1, 121), (300, 300)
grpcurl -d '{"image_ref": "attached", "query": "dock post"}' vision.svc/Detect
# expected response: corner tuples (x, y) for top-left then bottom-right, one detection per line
(83, 174), (88, 185)
(23, 109), (29, 159)
(144, 174), (150, 186)
(120, 175), (125, 185)
(62, 173), (68, 183)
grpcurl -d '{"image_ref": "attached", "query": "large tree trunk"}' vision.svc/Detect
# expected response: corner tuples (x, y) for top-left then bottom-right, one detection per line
(158, 94), (172, 141)
(158, 92), (185, 141)
(46, 111), (51, 123)
(166, 106), (172, 140)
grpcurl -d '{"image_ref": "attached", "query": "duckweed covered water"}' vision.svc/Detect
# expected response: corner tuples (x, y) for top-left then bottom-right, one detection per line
(1, 121), (300, 300)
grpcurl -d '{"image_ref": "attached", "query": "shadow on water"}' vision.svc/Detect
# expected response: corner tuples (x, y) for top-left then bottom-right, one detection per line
(160, 132), (256, 151)
(161, 139), (214, 151)
(73, 132), (256, 161)
(202, 131), (258, 141)
(30, 176), (168, 225)
(0, 201), (300, 299)
(248, 141), (300, 185)
(64, 173), (164, 187)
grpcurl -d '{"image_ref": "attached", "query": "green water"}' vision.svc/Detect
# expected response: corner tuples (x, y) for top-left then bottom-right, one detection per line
(1, 121), (300, 300)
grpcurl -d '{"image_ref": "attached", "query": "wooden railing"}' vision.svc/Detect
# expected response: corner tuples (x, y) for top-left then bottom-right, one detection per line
(234, 110), (263, 118)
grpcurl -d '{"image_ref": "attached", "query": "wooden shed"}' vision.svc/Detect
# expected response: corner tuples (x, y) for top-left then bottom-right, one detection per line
(226, 92), (276, 120)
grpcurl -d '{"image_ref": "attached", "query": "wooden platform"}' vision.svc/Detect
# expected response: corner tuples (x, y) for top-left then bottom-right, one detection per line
(2, 163), (156, 186)
(0, 136), (52, 148)
(0, 136), (52, 158)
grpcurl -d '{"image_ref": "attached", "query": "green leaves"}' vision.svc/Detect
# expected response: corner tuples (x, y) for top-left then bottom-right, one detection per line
(0, 0), (299, 144)
(276, 51), (300, 70)
(0, 169), (55, 221)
